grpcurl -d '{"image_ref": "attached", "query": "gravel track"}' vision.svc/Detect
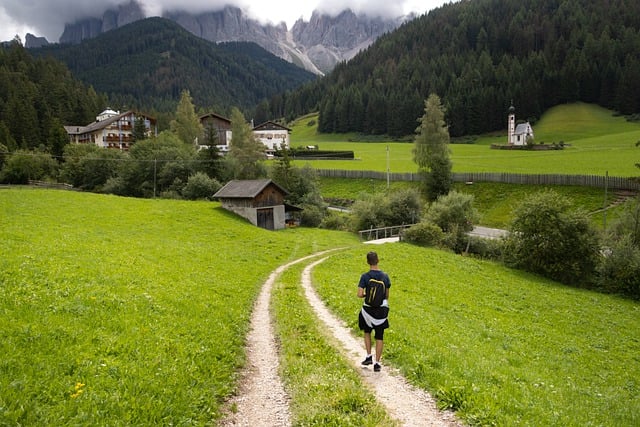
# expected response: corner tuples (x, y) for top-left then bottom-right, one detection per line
(220, 251), (461, 426)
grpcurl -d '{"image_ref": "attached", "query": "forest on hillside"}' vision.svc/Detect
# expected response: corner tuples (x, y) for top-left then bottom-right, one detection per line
(277, 0), (640, 137)
(32, 17), (317, 115)
(0, 41), (106, 155)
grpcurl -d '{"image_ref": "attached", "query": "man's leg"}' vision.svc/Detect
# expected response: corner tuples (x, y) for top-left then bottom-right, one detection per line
(364, 332), (372, 355)
(375, 339), (384, 362)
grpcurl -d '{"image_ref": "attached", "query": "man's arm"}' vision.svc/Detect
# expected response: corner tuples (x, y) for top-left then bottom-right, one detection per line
(357, 287), (365, 298)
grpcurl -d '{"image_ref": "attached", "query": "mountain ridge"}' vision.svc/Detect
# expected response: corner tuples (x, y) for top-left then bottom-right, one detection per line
(32, 17), (317, 113)
(53, 2), (410, 74)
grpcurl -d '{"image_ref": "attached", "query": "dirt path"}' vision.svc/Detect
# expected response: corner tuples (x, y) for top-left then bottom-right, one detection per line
(302, 257), (461, 427)
(220, 251), (461, 426)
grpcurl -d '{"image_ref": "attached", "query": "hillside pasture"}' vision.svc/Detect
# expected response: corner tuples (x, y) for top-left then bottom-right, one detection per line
(288, 104), (640, 177)
(312, 245), (640, 426)
(0, 189), (358, 425)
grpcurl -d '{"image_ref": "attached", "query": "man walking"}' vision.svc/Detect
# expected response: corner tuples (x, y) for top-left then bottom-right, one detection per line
(357, 251), (390, 372)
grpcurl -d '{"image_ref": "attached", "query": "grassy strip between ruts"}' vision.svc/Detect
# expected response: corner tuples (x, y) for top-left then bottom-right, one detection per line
(311, 245), (640, 426)
(0, 188), (360, 425)
(272, 255), (397, 426)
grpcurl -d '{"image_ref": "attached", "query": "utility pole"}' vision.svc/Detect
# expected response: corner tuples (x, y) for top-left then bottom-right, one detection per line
(386, 144), (390, 190)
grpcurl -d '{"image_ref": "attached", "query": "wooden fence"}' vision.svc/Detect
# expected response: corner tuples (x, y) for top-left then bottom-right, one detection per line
(316, 169), (640, 191)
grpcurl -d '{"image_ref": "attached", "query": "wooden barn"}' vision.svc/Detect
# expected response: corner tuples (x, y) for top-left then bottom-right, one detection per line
(213, 179), (289, 230)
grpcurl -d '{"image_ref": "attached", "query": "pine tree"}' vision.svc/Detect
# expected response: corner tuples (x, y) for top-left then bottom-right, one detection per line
(413, 94), (452, 201)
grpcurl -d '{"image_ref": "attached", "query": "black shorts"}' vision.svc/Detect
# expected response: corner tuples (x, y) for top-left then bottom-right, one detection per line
(358, 306), (389, 340)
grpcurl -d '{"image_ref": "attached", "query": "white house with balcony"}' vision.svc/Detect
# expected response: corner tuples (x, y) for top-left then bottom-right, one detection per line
(65, 109), (157, 150)
(252, 121), (291, 153)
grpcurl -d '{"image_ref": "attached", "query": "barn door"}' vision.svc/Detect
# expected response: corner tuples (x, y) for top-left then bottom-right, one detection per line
(257, 208), (274, 230)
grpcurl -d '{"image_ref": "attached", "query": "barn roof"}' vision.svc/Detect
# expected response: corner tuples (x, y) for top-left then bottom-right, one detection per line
(213, 179), (289, 199)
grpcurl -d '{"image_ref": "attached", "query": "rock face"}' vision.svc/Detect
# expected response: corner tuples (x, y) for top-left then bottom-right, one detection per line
(25, 33), (50, 48)
(55, 2), (409, 74)
(60, 0), (145, 44)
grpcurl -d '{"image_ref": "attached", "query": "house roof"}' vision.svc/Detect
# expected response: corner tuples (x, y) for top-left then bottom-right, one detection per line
(213, 179), (289, 199)
(200, 112), (231, 124)
(253, 121), (291, 132)
(66, 110), (155, 135)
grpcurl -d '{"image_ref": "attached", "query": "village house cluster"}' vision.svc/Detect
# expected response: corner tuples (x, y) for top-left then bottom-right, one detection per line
(65, 109), (291, 154)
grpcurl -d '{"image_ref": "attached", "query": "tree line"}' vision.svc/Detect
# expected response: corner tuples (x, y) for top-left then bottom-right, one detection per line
(273, 0), (640, 137)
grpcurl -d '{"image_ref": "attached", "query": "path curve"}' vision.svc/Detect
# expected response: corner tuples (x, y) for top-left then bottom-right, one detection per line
(302, 257), (461, 427)
(220, 251), (337, 426)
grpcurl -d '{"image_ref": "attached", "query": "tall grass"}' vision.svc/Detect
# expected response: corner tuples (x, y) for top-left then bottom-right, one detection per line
(0, 188), (359, 425)
(311, 245), (640, 426)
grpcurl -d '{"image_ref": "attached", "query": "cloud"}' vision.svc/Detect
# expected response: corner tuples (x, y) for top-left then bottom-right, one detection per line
(0, 0), (447, 43)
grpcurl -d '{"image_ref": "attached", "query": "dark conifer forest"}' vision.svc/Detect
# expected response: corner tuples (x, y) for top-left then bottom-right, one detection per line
(31, 17), (317, 115)
(279, 0), (640, 137)
(0, 41), (106, 152)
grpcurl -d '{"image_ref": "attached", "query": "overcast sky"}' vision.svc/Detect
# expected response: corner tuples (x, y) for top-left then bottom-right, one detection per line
(0, 0), (453, 43)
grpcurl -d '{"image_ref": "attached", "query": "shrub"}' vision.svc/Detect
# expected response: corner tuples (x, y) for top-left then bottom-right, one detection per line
(182, 172), (221, 200)
(0, 150), (58, 184)
(597, 198), (640, 297)
(300, 204), (324, 227)
(424, 191), (479, 252)
(597, 235), (640, 297)
(503, 190), (600, 285)
(465, 235), (504, 260)
(349, 188), (423, 232)
(402, 221), (444, 247)
(320, 210), (349, 231)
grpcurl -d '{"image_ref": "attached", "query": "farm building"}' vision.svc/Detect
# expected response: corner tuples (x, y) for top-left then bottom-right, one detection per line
(213, 179), (291, 230)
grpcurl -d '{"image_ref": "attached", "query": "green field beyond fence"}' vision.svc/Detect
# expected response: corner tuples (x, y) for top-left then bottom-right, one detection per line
(316, 169), (640, 190)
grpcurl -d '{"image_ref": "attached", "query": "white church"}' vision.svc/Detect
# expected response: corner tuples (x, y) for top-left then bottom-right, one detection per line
(507, 104), (534, 145)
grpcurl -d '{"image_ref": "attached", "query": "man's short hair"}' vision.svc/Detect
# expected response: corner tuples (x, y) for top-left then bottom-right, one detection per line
(366, 251), (379, 265)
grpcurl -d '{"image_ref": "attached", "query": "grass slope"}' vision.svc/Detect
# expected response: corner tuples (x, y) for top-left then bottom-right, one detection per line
(287, 104), (640, 177)
(312, 245), (640, 426)
(0, 189), (359, 425)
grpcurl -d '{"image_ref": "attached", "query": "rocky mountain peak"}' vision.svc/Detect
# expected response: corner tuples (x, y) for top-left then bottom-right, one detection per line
(54, 1), (408, 74)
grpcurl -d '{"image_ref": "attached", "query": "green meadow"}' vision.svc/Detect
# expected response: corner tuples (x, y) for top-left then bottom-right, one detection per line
(0, 189), (359, 425)
(288, 103), (640, 177)
(1, 189), (639, 426)
(311, 246), (640, 426)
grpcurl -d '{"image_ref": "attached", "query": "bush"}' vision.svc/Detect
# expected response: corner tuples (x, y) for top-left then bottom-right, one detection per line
(182, 172), (221, 200)
(424, 191), (479, 252)
(300, 204), (324, 227)
(465, 236), (504, 260)
(596, 198), (640, 297)
(0, 150), (58, 184)
(320, 210), (349, 231)
(402, 221), (444, 247)
(349, 189), (423, 232)
(597, 235), (640, 297)
(503, 190), (600, 286)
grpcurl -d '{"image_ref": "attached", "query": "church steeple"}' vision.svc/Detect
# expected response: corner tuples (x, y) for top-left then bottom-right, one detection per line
(507, 102), (516, 145)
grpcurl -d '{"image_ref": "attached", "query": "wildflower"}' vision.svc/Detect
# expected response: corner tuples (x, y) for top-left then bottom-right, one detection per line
(71, 382), (86, 399)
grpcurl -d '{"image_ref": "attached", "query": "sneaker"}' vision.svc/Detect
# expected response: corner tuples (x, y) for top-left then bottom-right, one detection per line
(374, 363), (381, 372)
(361, 355), (373, 366)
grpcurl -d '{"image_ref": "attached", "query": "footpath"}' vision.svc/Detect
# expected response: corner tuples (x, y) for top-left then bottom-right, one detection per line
(220, 250), (461, 426)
